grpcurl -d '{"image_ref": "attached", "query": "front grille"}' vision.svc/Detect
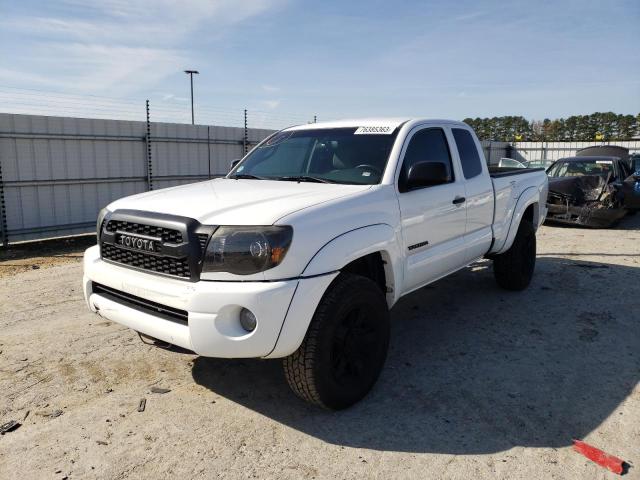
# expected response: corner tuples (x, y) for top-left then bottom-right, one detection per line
(92, 282), (188, 325)
(197, 233), (209, 253)
(101, 243), (191, 278)
(105, 220), (183, 243)
(99, 211), (213, 281)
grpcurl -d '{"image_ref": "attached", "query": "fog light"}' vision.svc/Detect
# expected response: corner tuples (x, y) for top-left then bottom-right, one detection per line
(239, 308), (257, 332)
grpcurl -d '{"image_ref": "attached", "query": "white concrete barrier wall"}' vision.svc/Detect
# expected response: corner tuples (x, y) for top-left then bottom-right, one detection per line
(0, 113), (274, 244)
(512, 140), (640, 165)
(0, 113), (637, 245)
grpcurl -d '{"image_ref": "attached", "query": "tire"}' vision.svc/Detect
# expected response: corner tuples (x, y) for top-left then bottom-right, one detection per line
(283, 273), (390, 410)
(493, 219), (536, 291)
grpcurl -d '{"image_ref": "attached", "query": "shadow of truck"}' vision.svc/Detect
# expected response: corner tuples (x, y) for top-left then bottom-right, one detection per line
(192, 256), (639, 455)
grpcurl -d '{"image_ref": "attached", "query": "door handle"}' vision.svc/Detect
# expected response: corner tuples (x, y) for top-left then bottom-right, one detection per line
(452, 196), (466, 205)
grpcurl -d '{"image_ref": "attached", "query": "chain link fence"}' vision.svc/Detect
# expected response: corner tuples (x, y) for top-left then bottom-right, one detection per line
(0, 86), (317, 130)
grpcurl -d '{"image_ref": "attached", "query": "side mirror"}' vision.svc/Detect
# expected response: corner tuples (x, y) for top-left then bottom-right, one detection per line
(230, 159), (240, 171)
(406, 161), (450, 190)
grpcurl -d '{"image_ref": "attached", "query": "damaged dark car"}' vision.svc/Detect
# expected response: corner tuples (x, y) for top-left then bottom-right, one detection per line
(545, 156), (640, 228)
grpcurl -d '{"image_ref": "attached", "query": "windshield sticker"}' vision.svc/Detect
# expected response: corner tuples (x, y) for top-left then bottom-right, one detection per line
(354, 126), (395, 135)
(595, 161), (612, 164)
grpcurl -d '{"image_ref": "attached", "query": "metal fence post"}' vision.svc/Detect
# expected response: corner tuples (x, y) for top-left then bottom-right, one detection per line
(207, 125), (211, 179)
(145, 100), (153, 190)
(487, 142), (493, 165)
(243, 109), (248, 155)
(0, 153), (8, 248)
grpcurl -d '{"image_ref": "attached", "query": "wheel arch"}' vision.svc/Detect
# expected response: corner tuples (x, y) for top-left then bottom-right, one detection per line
(267, 225), (402, 359)
(302, 223), (402, 307)
(492, 187), (540, 255)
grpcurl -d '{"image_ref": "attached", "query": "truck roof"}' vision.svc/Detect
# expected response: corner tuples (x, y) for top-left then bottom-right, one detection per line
(284, 118), (470, 131)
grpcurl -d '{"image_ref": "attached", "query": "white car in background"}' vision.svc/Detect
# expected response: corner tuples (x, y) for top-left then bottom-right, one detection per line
(498, 157), (527, 169)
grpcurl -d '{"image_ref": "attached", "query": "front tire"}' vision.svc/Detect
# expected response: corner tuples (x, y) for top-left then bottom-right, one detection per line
(493, 219), (536, 291)
(283, 273), (390, 410)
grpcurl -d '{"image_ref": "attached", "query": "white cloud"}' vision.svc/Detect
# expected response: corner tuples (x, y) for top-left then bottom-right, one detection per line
(3, 42), (184, 96)
(161, 93), (189, 102)
(262, 100), (281, 109)
(60, 0), (281, 25)
(0, 0), (285, 95)
(261, 84), (281, 93)
(453, 11), (488, 22)
(0, 16), (175, 46)
(0, 68), (57, 88)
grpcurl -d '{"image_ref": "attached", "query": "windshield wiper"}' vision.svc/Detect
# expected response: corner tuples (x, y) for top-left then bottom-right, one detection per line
(230, 173), (268, 180)
(276, 175), (336, 184)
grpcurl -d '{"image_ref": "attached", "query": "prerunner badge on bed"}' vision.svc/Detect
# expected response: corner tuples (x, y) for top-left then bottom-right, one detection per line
(354, 125), (395, 134)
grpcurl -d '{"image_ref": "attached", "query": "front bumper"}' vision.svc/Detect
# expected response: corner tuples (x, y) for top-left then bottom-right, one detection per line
(83, 245), (337, 358)
(545, 203), (626, 228)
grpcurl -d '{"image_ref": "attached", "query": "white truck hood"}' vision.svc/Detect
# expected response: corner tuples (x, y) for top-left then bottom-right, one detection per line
(107, 178), (371, 225)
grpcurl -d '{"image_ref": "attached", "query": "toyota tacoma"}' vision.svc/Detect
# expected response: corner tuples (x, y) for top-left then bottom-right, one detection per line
(83, 118), (548, 409)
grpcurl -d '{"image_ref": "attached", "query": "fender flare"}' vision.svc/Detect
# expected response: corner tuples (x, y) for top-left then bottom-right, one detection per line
(493, 186), (540, 254)
(266, 224), (402, 358)
(302, 223), (403, 307)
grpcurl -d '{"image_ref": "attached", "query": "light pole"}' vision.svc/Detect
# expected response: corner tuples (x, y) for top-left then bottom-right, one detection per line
(184, 70), (199, 125)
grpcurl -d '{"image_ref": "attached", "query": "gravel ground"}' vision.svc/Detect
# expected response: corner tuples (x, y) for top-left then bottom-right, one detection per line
(1, 216), (639, 479)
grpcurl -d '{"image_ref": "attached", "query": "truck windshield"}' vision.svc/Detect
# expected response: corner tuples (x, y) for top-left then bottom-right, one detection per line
(228, 127), (399, 185)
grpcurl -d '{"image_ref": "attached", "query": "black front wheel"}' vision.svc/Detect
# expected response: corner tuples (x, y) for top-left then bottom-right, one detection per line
(283, 273), (390, 410)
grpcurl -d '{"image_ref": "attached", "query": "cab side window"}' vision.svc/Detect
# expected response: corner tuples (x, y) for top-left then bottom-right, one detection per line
(399, 128), (454, 192)
(452, 128), (483, 179)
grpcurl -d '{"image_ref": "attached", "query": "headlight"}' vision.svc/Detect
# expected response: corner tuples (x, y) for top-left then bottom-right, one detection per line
(96, 207), (110, 235)
(202, 226), (293, 275)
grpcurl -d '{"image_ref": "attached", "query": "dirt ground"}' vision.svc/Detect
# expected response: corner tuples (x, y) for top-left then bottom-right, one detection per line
(0, 236), (95, 279)
(1, 216), (639, 479)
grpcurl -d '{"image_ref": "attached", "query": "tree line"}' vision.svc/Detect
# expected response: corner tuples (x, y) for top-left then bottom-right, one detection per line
(463, 112), (640, 142)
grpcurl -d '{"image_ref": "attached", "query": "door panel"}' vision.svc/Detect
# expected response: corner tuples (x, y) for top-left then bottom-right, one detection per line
(400, 185), (466, 291)
(397, 127), (467, 293)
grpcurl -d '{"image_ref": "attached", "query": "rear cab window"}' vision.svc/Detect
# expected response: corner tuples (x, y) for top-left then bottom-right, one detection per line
(452, 128), (483, 179)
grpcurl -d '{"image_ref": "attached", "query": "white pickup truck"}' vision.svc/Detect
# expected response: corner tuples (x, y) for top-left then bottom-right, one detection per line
(83, 118), (548, 409)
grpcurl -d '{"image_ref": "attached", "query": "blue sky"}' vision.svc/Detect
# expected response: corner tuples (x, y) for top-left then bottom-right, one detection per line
(1, 0), (639, 126)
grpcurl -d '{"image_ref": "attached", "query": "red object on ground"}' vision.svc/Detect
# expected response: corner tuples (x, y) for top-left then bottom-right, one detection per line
(573, 439), (626, 475)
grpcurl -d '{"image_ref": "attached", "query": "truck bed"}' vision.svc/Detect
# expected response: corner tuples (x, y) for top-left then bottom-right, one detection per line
(488, 166), (546, 177)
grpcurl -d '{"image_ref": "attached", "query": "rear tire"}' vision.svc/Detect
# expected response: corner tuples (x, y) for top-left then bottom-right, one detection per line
(283, 273), (390, 410)
(493, 219), (536, 291)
